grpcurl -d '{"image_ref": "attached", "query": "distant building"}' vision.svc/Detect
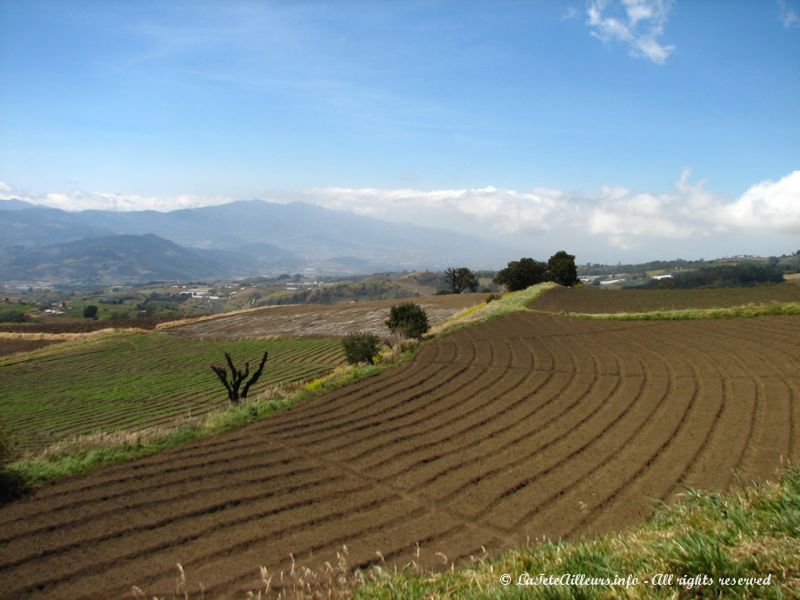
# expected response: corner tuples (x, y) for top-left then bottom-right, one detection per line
(179, 287), (212, 298)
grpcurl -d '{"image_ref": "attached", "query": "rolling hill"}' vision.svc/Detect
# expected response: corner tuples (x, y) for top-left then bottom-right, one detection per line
(0, 199), (513, 283)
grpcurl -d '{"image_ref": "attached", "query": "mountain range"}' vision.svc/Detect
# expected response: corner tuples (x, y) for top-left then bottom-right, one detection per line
(0, 199), (512, 284)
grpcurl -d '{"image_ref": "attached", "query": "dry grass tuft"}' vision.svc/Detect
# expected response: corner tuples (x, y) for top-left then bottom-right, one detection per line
(21, 421), (199, 463)
(0, 327), (149, 341)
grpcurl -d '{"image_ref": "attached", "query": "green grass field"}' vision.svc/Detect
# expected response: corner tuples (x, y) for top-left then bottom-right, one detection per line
(0, 332), (344, 455)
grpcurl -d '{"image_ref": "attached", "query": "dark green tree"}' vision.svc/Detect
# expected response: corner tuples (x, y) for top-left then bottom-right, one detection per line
(342, 332), (381, 364)
(210, 351), (269, 405)
(493, 258), (548, 291)
(0, 310), (29, 323)
(83, 305), (99, 319)
(444, 267), (479, 294)
(547, 250), (578, 286)
(386, 303), (429, 339)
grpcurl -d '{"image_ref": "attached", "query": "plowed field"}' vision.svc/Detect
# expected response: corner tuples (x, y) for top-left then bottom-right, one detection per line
(1, 335), (344, 454)
(170, 293), (490, 338)
(1, 312), (798, 599)
(0, 317), (176, 334)
(531, 284), (800, 314)
(0, 339), (61, 357)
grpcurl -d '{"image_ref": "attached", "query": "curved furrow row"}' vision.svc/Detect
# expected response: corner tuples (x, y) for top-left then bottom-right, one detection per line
(253, 349), (444, 432)
(0, 441), (301, 526)
(360, 339), (547, 475)
(327, 340), (521, 464)
(660, 327), (756, 490)
(291, 337), (505, 461)
(506, 322), (727, 534)
(515, 331), (709, 538)
(257, 331), (478, 440)
(410, 333), (611, 504)
(669, 328), (761, 482)
(273, 362), (474, 447)
(0, 467), (346, 573)
(146, 514), (465, 600)
(0, 458), (318, 545)
(467, 358), (654, 529)
(0, 480), (387, 600)
(392, 337), (573, 494)
(503, 375), (668, 532)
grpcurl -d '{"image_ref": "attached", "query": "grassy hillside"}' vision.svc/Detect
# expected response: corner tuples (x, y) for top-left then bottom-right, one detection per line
(0, 333), (344, 455)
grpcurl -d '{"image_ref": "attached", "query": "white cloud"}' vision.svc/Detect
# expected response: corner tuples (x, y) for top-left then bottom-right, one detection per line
(719, 171), (800, 234)
(778, 0), (800, 29)
(307, 185), (575, 235)
(3, 171), (798, 254)
(0, 182), (233, 212)
(562, 7), (580, 20)
(586, 0), (675, 64)
(307, 169), (800, 250)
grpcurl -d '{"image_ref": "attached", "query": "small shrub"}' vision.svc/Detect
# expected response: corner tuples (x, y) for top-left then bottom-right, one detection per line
(0, 310), (29, 323)
(83, 305), (99, 319)
(342, 332), (381, 365)
(386, 303), (429, 339)
(485, 293), (502, 304)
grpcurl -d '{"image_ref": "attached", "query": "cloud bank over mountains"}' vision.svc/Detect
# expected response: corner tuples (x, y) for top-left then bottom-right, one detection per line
(2, 170), (798, 258)
(0, 182), (232, 213)
(309, 170), (800, 250)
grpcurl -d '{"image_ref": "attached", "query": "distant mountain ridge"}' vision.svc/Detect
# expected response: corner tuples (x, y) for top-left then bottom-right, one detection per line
(0, 234), (230, 285)
(0, 199), (513, 283)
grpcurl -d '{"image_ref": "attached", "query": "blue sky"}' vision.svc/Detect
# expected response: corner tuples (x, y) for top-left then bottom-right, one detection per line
(1, 0), (798, 262)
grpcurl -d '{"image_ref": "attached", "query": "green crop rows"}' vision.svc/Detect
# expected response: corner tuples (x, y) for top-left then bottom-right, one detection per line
(0, 333), (344, 453)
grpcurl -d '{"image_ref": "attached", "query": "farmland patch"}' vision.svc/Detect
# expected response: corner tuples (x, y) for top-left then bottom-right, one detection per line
(0, 339), (63, 357)
(168, 293), (490, 339)
(531, 284), (800, 314)
(0, 334), (344, 454)
(0, 312), (797, 598)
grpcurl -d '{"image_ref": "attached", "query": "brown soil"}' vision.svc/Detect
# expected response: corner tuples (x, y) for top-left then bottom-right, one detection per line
(0, 312), (798, 598)
(169, 294), (490, 338)
(0, 317), (177, 334)
(531, 284), (800, 313)
(0, 339), (62, 357)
